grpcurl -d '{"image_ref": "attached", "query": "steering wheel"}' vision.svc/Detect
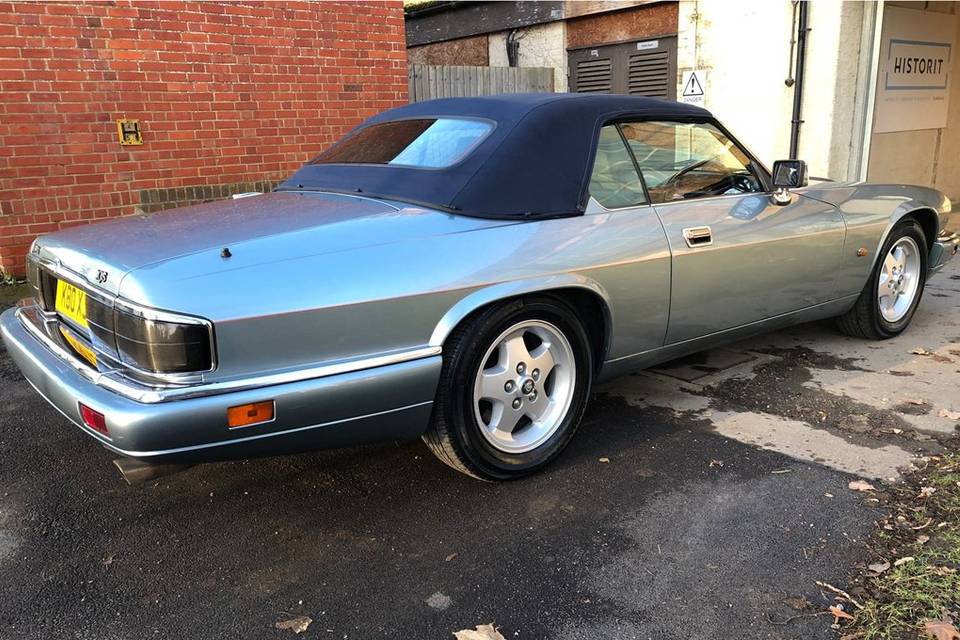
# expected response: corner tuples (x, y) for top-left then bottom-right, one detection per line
(681, 173), (755, 199)
(662, 158), (712, 187)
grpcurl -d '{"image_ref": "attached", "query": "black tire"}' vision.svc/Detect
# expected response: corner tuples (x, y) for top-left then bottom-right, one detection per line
(423, 296), (593, 480)
(837, 219), (928, 340)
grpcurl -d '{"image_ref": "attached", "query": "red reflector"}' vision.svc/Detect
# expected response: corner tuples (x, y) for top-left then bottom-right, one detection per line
(79, 403), (108, 436)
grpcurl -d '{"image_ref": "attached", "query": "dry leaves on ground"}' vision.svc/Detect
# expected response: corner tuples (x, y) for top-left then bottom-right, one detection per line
(849, 480), (877, 492)
(938, 408), (960, 420)
(830, 605), (855, 625)
(924, 616), (960, 640)
(275, 616), (312, 634)
(454, 623), (506, 640)
(911, 347), (933, 356)
(867, 560), (890, 575)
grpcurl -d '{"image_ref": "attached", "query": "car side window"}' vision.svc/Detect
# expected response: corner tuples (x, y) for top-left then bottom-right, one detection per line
(588, 125), (648, 210)
(619, 121), (763, 204)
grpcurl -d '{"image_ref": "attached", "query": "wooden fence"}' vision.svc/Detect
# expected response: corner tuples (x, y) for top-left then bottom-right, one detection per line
(408, 64), (555, 102)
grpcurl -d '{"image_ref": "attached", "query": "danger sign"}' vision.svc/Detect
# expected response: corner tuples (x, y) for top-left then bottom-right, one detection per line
(680, 70), (706, 105)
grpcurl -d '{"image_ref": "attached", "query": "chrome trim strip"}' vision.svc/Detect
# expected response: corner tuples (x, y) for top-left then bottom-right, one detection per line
(15, 306), (442, 404)
(100, 401), (434, 458)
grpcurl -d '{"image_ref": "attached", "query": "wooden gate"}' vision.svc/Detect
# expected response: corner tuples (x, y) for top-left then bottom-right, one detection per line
(408, 64), (555, 102)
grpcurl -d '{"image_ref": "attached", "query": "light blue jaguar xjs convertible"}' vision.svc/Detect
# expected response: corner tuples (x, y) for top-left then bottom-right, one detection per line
(2, 94), (957, 481)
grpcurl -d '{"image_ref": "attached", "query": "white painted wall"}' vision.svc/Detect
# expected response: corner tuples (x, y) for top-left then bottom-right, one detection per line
(488, 21), (568, 92)
(676, 0), (868, 180)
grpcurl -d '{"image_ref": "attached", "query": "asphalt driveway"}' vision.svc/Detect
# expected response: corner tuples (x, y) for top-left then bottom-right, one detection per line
(1, 260), (958, 639)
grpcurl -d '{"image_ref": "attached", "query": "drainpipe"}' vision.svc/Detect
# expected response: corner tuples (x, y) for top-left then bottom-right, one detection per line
(788, 1), (809, 160)
(506, 29), (520, 67)
(857, 1), (884, 181)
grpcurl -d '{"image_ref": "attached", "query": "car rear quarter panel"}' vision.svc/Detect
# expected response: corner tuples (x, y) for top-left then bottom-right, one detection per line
(800, 183), (949, 295)
(119, 207), (671, 382)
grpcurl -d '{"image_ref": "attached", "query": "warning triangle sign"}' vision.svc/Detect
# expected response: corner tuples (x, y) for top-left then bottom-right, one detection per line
(682, 72), (704, 97)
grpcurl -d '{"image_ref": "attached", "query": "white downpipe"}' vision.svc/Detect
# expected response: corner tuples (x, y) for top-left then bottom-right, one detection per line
(858, 0), (884, 182)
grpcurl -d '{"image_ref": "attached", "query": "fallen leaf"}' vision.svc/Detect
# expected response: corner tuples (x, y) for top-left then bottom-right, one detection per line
(924, 616), (960, 640)
(709, 459), (724, 468)
(911, 347), (932, 355)
(830, 605), (855, 624)
(275, 616), (312, 634)
(903, 397), (927, 405)
(444, 552), (458, 562)
(938, 408), (960, 420)
(849, 480), (876, 492)
(917, 534), (930, 545)
(867, 560), (890, 575)
(894, 556), (915, 567)
(454, 623), (507, 640)
(598, 457), (610, 464)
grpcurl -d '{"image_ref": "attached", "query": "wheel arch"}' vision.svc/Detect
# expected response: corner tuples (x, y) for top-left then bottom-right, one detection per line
(429, 277), (613, 371)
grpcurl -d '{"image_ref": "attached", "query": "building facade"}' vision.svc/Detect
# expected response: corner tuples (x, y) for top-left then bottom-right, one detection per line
(406, 0), (960, 227)
(0, 0), (408, 276)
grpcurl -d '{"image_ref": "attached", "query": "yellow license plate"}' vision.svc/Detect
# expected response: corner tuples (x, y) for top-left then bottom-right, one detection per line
(60, 327), (97, 367)
(55, 280), (88, 329)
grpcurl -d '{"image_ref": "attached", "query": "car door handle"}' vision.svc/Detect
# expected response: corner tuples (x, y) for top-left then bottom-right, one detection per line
(682, 226), (713, 248)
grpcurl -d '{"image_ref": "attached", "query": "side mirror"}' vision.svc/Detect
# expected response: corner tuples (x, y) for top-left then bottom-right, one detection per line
(770, 159), (808, 205)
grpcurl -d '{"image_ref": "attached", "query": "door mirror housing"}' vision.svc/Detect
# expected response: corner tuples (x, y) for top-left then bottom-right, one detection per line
(772, 159), (809, 188)
(770, 159), (808, 205)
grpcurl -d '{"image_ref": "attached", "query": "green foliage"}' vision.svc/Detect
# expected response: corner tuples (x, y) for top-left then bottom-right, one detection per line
(848, 454), (960, 639)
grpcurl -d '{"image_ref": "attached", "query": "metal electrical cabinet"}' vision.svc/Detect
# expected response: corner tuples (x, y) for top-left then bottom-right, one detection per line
(568, 37), (677, 99)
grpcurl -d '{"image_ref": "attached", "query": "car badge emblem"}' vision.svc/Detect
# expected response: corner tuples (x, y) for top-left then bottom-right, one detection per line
(96, 270), (109, 284)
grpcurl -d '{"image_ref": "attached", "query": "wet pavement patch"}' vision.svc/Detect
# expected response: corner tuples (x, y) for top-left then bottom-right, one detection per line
(698, 345), (943, 450)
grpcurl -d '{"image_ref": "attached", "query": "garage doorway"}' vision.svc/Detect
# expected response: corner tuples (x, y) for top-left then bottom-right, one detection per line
(568, 37), (677, 99)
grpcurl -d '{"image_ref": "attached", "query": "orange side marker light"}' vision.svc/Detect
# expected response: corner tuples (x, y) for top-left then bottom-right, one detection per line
(227, 401), (274, 428)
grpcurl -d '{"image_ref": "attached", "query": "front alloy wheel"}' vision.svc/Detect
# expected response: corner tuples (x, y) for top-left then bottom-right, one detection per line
(423, 297), (593, 480)
(837, 218), (928, 339)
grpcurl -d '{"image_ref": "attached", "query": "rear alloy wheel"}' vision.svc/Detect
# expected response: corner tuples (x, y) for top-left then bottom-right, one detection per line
(837, 219), (928, 339)
(423, 297), (593, 480)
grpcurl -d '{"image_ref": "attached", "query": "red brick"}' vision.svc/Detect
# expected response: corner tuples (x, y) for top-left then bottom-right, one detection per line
(0, 0), (406, 276)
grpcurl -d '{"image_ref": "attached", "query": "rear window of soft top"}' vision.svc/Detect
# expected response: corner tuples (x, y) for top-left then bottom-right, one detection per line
(312, 118), (493, 169)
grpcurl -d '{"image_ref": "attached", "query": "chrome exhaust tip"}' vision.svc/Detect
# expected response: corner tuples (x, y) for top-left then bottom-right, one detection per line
(113, 458), (192, 485)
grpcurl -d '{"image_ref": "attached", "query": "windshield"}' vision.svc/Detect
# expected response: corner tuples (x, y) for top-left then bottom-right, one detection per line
(312, 118), (493, 169)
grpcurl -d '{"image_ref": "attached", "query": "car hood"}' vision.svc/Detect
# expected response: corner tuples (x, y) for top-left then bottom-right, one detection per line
(34, 191), (511, 299)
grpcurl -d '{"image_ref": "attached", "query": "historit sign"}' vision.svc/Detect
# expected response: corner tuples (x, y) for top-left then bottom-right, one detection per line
(874, 6), (956, 133)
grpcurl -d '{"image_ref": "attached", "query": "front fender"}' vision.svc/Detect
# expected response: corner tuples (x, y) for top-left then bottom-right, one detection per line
(800, 183), (951, 295)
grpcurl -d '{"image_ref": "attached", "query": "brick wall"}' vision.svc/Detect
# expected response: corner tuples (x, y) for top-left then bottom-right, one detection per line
(0, 0), (408, 276)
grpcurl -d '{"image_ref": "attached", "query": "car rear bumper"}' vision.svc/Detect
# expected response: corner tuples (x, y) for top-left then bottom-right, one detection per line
(931, 230), (959, 273)
(1, 305), (441, 463)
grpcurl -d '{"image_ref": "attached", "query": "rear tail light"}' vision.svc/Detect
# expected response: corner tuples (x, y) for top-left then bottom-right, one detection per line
(114, 308), (213, 374)
(79, 403), (108, 436)
(86, 296), (214, 375)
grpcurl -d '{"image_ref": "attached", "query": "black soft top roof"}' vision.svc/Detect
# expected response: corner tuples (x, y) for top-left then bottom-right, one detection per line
(280, 93), (712, 219)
